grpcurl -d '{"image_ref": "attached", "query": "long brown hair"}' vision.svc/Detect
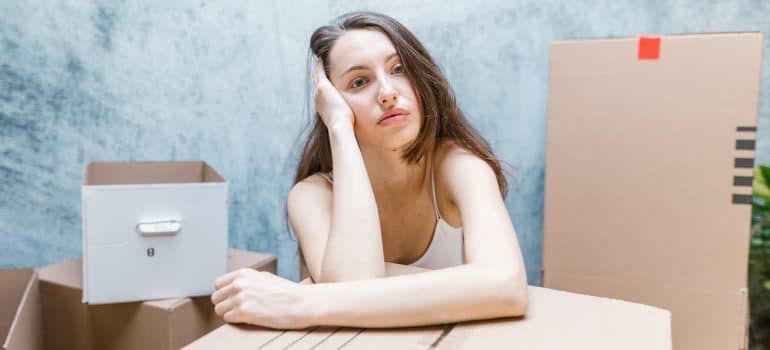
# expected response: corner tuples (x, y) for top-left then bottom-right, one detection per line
(293, 11), (509, 196)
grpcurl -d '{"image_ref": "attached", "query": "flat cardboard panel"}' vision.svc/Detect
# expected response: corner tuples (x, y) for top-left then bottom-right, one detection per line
(168, 296), (223, 350)
(259, 329), (319, 350)
(341, 326), (445, 349)
(2, 270), (42, 350)
(181, 324), (286, 350)
(0, 269), (34, 342)
(543, 32), (762, 349)
(545, 271), (743, 350)
(39, 276), (92, 350)
(438, 286), (670, 349)
(544, 32), (762, 289)
(300, 328), (362, 350)
(184, 286), (670, 349)
(270, 326), (345, 349)
(89, 302), (168, 350)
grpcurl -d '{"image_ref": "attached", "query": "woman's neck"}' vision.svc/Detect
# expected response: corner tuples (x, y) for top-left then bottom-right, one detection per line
(360, 145), (431, 199)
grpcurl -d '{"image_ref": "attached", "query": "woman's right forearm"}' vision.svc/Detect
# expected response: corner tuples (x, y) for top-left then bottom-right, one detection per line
(321, 123), (385, 282)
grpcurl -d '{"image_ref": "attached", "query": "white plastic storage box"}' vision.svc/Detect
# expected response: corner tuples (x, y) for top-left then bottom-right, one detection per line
(81, 161), (228, 304)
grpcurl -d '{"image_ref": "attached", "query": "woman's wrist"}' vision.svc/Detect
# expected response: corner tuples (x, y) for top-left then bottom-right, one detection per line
(328, 122), (354, 136)
(326, 114), (354, 137)
(298, 283), (329, 326)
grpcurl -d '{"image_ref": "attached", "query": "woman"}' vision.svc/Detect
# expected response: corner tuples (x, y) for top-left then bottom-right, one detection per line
(211, 11), (527, 329)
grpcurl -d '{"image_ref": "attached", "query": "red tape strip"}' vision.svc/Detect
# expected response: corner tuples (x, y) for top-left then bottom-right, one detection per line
(638, 36), (660, 60)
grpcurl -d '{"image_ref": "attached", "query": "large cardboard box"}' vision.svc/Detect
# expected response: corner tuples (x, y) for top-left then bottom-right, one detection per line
(1, 249), (276, 350)
(543, 32), (763, 349)
(182, 264), (671, 349)
(182, 288), (671, 349)
(82, 161), (228, 304)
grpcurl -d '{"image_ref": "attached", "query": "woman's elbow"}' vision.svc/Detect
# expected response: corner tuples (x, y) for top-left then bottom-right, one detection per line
(493, 271), (528, 317)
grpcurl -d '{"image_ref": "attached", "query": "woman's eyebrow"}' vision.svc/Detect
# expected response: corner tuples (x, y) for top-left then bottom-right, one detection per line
(339, 52), (400, 79)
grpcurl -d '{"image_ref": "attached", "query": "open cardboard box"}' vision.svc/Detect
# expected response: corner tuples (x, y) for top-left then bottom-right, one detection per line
(542, 32), (763, 349)
(82, 161), (229, 304)
(182, 264), (672, 349)
(1, 249), (276, 350)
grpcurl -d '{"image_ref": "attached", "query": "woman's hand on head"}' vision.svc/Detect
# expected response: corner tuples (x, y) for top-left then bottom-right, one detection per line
(211, 268), (313, 329)
(314, 59), (355, 131)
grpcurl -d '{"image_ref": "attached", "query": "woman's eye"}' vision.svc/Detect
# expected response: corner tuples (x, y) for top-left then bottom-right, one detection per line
(351, 78), (367, 88)
(392, 64), (404, 74)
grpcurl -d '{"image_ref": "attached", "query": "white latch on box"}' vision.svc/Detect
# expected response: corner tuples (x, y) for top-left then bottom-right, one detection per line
(136, 220), (182, 236)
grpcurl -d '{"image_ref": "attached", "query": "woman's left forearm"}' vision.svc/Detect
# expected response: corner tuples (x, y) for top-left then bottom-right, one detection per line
(299, 263), (528, 328)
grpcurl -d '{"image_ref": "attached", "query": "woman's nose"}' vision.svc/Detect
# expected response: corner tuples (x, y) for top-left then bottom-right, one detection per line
(377, 80), (399, 106)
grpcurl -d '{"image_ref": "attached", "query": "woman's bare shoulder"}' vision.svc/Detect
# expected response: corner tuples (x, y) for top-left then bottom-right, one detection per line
(288, 172), (333, 203)
(434, 138), (498, 196)
(434, 139), (479, 170)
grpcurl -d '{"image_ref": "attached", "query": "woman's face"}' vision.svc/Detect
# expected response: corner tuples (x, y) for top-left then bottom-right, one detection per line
(327, 29), (422, 152)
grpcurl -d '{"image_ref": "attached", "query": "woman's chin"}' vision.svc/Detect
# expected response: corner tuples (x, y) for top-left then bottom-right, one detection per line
(387, 132), (421, 153)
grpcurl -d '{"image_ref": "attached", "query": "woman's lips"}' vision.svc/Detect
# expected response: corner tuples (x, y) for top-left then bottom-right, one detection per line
(378, 113), (408, 126)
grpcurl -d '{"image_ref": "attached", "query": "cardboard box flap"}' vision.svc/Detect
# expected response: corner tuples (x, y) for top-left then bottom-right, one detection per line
(84, 161), (224, 186)
(1, 269), (34, 341)
(545, 271), (746, 349)
(3, 269), (43, 350)
(38, 258), (82, 289)
(438, 286), (671, 349)
(544, 32), (763, 290)
(227, 249), (276, 272)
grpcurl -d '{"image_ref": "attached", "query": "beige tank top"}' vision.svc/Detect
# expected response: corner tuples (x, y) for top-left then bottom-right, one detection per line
(318, 166), (465, 269)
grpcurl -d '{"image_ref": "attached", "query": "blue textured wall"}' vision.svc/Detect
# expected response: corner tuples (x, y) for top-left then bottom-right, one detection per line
(2, 1), (769, 284)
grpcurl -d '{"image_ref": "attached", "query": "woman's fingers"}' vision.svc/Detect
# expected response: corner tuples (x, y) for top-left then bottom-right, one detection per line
(312, 57), (354, 129)
(212, 270), (257, 304)
(214, 268), (254, 290)
(211, 280), (236, 304)
(214, 271), (237, 290)
(214, 294), (238, 316)
(314, 58), (326, 87)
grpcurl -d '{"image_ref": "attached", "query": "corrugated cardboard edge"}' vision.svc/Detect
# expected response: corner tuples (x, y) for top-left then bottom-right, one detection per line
(739, 288), (749, 350)
(337, 325), (446, 349)
(202, 162), (225, 182)
(3, 270), (42, 350)
(81, 183), (90, 304)
(551, 30), (762, 44)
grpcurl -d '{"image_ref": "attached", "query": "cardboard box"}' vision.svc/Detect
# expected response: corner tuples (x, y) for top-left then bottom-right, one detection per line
(82, 161), (228, 304)
(1, 269), (41, 350)
(2, 249), (276, 350)
(182, 285), (671, 349)
(542, 32), (763, 349)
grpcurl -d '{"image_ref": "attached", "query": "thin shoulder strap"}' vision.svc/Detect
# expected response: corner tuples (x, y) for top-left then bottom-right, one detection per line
(430, 163), (441, 220)
(318, 172), (333, 184)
